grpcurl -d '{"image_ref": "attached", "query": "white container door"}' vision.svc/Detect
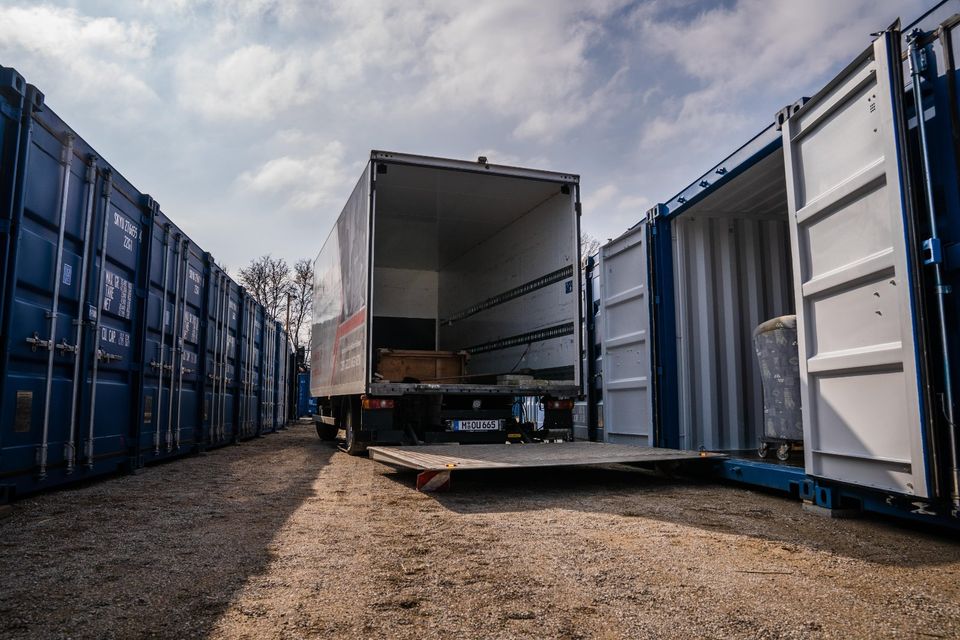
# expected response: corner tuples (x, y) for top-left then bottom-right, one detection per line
(600, 224), (653, 445)
(782, 30), (931, 497)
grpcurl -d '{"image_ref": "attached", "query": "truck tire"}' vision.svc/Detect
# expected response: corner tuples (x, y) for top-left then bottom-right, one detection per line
(343, 398), (366, 456)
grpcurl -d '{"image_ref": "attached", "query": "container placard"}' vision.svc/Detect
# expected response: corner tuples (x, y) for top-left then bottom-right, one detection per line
(182, 311), (200, 344)
(102, 269), (134, 319)
(187, 266), (202, 299)
(14, 391), (33, 433)
(100, 325), (131, 348)
(113, 209), (140, 254)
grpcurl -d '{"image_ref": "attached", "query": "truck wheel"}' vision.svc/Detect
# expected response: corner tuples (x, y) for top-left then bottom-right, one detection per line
(315, 420), (337, 441)
(343, 399), (366, 456)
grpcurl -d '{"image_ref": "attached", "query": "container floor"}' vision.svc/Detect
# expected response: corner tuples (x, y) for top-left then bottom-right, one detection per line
(1, 423), (959, 639)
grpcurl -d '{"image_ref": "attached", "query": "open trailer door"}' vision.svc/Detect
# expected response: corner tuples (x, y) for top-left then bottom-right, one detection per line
(599, 224), (653, 445)
(782, 29), (932, 498)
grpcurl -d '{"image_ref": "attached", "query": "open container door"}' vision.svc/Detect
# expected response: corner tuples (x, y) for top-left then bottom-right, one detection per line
(782, 28), (932, 497)
(599, 224), (653, 445)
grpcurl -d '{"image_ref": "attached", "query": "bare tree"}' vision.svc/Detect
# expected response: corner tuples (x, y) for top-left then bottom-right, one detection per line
(288, 258), (313, 350)
(238, 255), (290, 321)
(580, 232), (601, 268)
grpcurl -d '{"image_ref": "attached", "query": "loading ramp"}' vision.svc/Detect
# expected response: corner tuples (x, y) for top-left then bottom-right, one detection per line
(367, 442), (724, 491)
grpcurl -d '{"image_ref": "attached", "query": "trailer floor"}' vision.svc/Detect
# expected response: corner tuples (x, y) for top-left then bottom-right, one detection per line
(2, 424), (960, 639)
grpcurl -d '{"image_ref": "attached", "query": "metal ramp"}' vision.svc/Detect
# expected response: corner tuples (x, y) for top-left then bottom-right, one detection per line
(367, 442), (724, 491)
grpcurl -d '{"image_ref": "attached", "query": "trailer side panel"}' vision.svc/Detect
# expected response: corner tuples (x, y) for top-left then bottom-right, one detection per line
(310, 165), (371, 398)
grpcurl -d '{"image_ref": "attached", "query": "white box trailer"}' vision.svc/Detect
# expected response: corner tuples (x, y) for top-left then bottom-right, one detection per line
(310, 152), (583, 453)
(598, 14), (960, 523)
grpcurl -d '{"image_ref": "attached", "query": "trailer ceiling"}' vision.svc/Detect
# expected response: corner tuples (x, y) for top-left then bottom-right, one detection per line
(374, 163), (568, 270)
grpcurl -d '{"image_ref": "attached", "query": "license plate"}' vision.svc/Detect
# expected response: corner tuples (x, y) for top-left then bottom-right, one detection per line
(451, 419), (502, 432)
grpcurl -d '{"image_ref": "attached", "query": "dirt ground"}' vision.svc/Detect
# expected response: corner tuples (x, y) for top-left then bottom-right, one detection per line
(1, 424), (959, 640)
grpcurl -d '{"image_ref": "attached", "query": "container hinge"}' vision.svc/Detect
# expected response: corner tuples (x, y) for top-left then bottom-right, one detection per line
(923, 237), (942, 266)
(56, 339), (78, 355)
(26, 333), (51, 351)
(149, 360), (163, 370)
(97, 350), (122, 363)
(654, 295), (660, 305)
(908, 29), (929, 72)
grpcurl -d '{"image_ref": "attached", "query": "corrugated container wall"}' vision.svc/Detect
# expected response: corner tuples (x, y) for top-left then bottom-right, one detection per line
(0, 66), (292, 500)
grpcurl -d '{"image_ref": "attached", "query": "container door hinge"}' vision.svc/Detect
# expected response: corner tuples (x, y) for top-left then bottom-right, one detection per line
(654, 295), (660, 305)
(97, 350), (123, 363)
(908, 29), (929, 72)
(56, 339), (78, 355)
(25, 333), (51, 351)
(923, 237), (942, 265)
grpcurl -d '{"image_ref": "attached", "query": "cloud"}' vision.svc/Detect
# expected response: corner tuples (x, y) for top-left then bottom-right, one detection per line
(417, 2), (631, 143)
(175, 44), (314, 121)
(0, 0), (930, 269)
(633, 0), (928, 149)
(581, 181), (652, 243)
(237, 139), (352, 210)
(0, 5), (158, 111)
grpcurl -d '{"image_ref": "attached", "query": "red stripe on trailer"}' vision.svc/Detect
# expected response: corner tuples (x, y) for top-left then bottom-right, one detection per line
(328, 308), (367, 383)
(335, 308), (367, 338)
(416, 470), (451, 492)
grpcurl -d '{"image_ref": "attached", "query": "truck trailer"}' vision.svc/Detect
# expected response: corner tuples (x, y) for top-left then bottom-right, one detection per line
(310, 151), (583, 453)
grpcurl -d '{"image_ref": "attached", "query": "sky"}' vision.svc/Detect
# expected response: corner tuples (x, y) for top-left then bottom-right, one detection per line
(0, 0), (931, 271)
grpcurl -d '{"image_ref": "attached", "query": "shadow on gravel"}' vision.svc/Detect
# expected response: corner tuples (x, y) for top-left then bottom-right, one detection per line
(0, 425), (336, 640)
(379, 462), (960, 568)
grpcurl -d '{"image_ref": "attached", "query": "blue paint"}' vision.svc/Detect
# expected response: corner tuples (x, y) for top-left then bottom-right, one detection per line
(714, 459), (807, 495)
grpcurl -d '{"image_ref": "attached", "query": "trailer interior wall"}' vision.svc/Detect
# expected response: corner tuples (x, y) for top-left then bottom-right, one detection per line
(371, 163), (578, 386)
(670, 149), (794, 451)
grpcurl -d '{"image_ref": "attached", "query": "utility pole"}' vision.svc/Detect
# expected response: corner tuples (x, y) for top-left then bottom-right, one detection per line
(285, 290), (292, 341)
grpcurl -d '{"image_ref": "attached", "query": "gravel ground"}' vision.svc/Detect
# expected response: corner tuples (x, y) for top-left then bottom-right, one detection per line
(1, 423), (959, 639)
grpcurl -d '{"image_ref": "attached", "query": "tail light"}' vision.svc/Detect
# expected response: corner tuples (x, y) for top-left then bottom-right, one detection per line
(362, 396), (395, 410)
(544, 399), (574, 411)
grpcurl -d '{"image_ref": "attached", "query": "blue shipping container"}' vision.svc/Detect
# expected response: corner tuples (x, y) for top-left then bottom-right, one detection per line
(0, 65), (293, 499)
